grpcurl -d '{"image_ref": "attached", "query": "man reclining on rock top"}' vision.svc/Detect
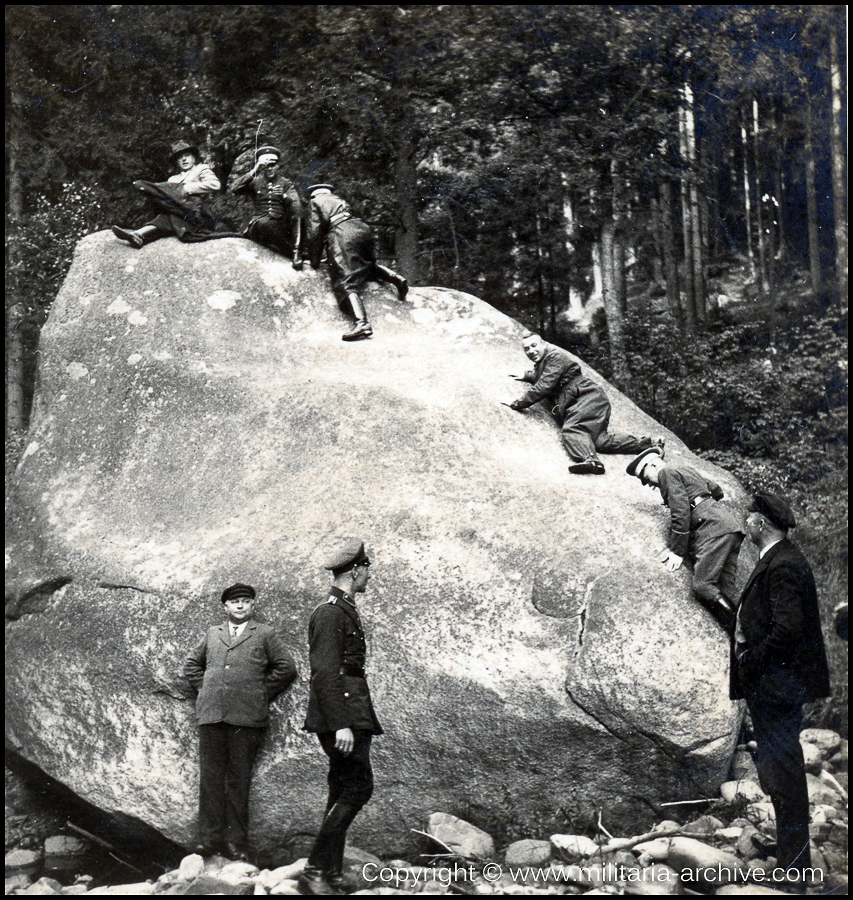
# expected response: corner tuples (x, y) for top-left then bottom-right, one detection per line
(506, 332), (662, 475)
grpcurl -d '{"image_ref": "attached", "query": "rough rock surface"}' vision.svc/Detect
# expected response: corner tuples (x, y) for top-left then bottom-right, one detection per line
(5, 232), (749, 854)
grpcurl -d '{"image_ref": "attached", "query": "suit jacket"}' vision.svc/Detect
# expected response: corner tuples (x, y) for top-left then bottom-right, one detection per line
(303, 587), (383, 735)
(184, 620), (297, 727)
(166, 163), (221, 208)
(658, 465), (743, 559)
(516, 344), (583, 414)
(730, 539), (830, 702)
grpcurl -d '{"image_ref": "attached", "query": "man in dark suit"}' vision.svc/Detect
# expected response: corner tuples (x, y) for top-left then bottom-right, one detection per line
(184, 583), (297, 860)
(731, 492), (830, 886)
(299, 540), (383, 895)
(509, 333), (659, 474)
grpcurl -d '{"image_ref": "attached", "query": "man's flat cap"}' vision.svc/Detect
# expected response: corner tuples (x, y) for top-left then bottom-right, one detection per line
(255, 145), (282, 160)
(626, 445), (664, 477)
(324, 539), (369, 571)
(221, 583), (257, 603)
(171, 140), (199, 159)
(751, 490), (797, 531)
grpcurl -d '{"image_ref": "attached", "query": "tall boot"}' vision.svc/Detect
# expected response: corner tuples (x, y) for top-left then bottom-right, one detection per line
(111, 225), (144, 249)
(292, 218), (304, 270)
(341, 292), (373, 341)
(299, 802), (360, 895)
(375, 264), (408, 301)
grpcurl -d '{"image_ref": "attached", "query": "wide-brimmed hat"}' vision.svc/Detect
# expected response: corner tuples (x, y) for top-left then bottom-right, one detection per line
(170, 139), (200, 160)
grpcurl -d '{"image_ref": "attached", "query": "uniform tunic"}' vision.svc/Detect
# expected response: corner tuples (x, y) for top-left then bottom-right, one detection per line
(231, 171), (303, 254)
(306, 193), (378, 299)
(657, 465), (745, 604)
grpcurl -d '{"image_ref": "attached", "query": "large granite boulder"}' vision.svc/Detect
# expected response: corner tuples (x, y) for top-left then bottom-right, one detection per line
(5, 232), (749, 855)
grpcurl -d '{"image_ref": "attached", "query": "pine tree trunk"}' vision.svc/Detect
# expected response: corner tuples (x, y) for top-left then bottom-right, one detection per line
(658, 183), (682, 322)
(6, 303), (26, 435)
(803, 94), (823, 296)
(679, 103), (697, 330)
(683, 85), (706, 324)
(600, 217), (631, 388)
(393, 130), (419, 282)
(829, 26), (848, 299)
(741, 110), (755, 282)
(752, 99), (770, 294)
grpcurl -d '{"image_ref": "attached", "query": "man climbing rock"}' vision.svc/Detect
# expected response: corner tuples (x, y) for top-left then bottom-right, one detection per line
(299, 540), (383, 895)
(626, 447), (744, 630)
(305, 183), (408, 341)
(508, 332), (660, 474)
(231, 145), (304, 269)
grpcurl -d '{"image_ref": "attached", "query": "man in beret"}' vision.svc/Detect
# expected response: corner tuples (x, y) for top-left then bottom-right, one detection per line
(626, 447), (744, 630)
(231, 146), (304, 269)
(184, 583), (297, 861)
(305, 183), (408, 341)
(112, 140), (221, 248)
(731, 492), (830, 887)
(299, 540), (383, 895)
(509, 332), (660, 474)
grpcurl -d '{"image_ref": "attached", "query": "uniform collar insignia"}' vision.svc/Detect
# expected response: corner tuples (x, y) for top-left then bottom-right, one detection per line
(329, 585), (356, 606)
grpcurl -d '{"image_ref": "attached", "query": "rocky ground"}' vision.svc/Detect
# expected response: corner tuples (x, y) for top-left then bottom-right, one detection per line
(5, 728), (846, 896)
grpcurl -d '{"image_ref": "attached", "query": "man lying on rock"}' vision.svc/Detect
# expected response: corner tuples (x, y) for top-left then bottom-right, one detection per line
(183, 583), (297, 862)
(626, 447), (744, 631)
(507, 332), (661, 475)
(111, 139), (221, 248)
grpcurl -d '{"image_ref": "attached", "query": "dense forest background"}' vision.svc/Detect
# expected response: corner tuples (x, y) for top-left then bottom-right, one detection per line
(5, 5), (848, 725)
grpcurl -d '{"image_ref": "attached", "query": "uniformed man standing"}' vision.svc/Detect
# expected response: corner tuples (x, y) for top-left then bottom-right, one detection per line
(299, 540), (383, 895)
(626, 447), (745, 630)
(305, 184), (408, 341)
(183, 583), (297, 861)
(509, 332), (659, 474)
(231, 146), (304, 269)
(732, 492), (830, 887)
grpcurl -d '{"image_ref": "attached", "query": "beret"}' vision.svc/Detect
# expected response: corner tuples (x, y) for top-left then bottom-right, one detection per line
(751, 490), (797, 531)
(626, 445), (664, 477)
(255, 145), (281, 160)
(324, 538), (369, 571)
(220, 583), (257, 603)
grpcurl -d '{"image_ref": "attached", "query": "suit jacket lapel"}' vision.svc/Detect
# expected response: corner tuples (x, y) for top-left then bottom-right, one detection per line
(217, 624), (230, 647)
(229, 622), (256, 649)
(738, 539), (788, 604)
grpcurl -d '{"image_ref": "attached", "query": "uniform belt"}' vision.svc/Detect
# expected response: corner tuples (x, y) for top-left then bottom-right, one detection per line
(330, 212), (352, 227)
(339, 664), (365, 678)
(691, 494), (712, 509)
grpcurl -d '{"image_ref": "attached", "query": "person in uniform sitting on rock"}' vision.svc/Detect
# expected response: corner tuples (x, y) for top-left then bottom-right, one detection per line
(508, 332), (661, 475)
(231, 145), (304, 269)
(299, 540), (383, 895)
(112, 140), (221, 248)
(731, 491), (830, 888)
(626, 447), (744, 630)
(183, 583), (297, 862)
(305, 183), (408, 342)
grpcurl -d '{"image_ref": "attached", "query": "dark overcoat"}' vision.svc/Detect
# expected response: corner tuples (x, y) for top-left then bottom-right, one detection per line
(730, 539), (830, 702)
(303, 588), (383, 735)
(184, 621), (297, 728)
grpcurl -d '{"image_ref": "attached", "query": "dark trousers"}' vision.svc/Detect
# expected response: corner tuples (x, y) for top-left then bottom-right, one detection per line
(328, 220), (376, 298)
(198, 723), (264, 847)
(747, 697), (811, 875)
(559, 392), (650, 463)
(691, 532), (743, 604)
(246, 215), (298, 255)
(307, 731), (374, 873)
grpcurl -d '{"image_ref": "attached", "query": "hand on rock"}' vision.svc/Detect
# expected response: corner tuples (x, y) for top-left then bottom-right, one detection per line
(660, 549), (683, 572)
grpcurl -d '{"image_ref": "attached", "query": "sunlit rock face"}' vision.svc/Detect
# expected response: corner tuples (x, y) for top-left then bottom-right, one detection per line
(5, 232), (747, 854)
